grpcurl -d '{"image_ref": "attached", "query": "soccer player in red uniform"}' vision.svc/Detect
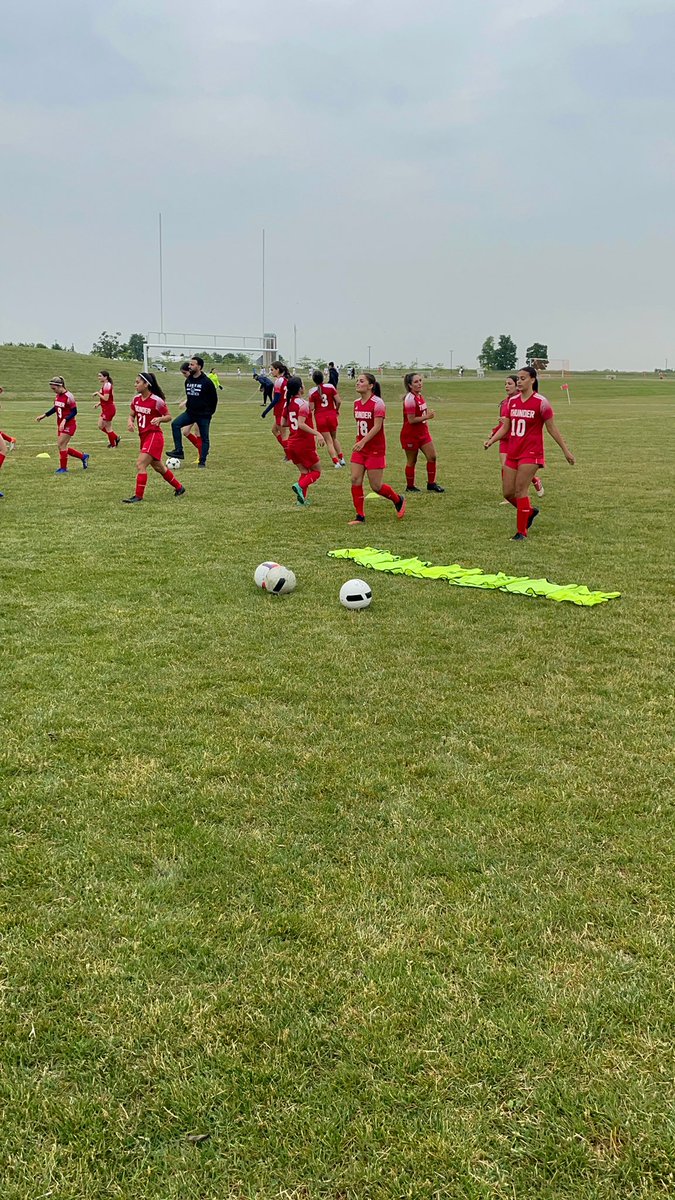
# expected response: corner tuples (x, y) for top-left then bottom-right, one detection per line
(484, 366), (575, 539)
(282, 376), (325, 505)
(269, 361), (292, 460)
(36, 376), (90, 474)
(309, 369), (346, 468)
(123, 372), (185, 503)
(93, 370), (121, 448)
(0, 383), (14, 498)
(490, 376), (544, 503)
(349, 372), (406, 525)
(400, 371), (444, 494)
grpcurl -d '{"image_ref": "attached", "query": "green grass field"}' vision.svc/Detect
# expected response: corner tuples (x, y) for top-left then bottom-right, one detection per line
(1, 347), (673, 1199)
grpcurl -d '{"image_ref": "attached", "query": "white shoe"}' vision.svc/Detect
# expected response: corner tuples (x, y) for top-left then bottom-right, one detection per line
(533, 479), (545, 497)
(333, 461), (342, 469)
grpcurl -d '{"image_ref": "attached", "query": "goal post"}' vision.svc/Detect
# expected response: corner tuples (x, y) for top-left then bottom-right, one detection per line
(143, 331), (277, 371)
(540, 359), (570, 377)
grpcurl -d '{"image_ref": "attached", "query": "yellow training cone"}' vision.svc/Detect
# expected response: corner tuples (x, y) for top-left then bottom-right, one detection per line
(36, 452), (51, 459)
(365, 491), (385, 501)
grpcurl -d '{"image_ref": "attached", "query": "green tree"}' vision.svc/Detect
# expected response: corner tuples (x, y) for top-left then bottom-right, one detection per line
(51, 341), (65, 351)
(526, 342), (548, 367)
(125, 333), (145, 361)
(91, 331), (124, 359)
(478, 335), (497, 370)
(494, 334), (517, 371)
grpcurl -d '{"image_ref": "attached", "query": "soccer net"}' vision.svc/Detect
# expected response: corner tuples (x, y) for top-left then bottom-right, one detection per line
(541, 359), (570, 377)
(143, 331), (277, 371)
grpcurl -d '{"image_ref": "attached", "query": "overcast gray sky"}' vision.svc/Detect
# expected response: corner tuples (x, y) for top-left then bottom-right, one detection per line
(1, 0), (674, 369)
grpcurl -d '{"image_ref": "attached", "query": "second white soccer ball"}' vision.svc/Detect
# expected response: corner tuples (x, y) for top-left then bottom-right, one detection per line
(339, 579), (372, 609)
(166, 456), (181, 470)
(265, 565), (297, 595)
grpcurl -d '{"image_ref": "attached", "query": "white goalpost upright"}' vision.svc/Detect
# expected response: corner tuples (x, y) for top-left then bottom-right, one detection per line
(143, 331), (277, 371)
(541, 359), (570, 377)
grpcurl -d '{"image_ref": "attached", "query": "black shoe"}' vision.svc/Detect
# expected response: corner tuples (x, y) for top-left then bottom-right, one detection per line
(170, 451), (184, 460)
(527, 505), (540, 529)
(174, 486), (186, 497)
(511, 532), (526, 540)
(406, 485), (421, 493)
(197, 462), (206, 469)
(123, 495), (142, 504)
(427, 482), (445, 493)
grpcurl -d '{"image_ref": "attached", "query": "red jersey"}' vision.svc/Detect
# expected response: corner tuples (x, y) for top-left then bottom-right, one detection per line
(402, 390), (428, 429)
(101, 381), (114, 405)
(286, 396), (315, 445)
(505, 392), (553, 462)
(309, 383), (338, 414)
(131, 393), (169, 438)
(273, 376), (288, 419)
(354, 396), (386, 456)
(54, 391), (77, 427)
(492, 394), (519, 449)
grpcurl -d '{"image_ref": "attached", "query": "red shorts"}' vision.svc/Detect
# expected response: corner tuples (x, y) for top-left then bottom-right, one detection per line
(100, 403), (116, 422)
(286, 436), (318, 471)
(400, 426), (432, 451)
(274, 405), (286, 427)
(59, 420), (77, 437)
(140, 430), (165, 460)
(504, 456), (544, 470)
(316, 412), (338, 434)
(351, 449), (386, 471)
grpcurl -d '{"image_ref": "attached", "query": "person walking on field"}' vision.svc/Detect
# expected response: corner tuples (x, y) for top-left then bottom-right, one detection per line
(348, 372), (406, 525)
(169, 356), (218, 468)
(489, 375), (544, 504)
(327, 361), (339, 388)
(93, 370), (121, 448)
(484, 365), (575, 540)
(123, 372), (185, 504)
(36, 376), (90, 475)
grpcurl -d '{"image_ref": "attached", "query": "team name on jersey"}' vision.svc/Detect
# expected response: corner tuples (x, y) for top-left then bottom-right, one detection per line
(510, 408), (535, 419)
(355, 409), (372, 420)
(135, 404), (153, 415)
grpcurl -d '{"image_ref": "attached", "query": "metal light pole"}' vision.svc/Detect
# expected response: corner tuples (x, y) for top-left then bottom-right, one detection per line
(368, 345), (371, 369)
(449, 349), (453, 371)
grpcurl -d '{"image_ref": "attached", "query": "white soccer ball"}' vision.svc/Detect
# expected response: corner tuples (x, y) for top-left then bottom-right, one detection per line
(339, 578), (372, 609)
(265, 565), (297, 595)
(166, 456), (181, 470)
(255, 560), (280, 588)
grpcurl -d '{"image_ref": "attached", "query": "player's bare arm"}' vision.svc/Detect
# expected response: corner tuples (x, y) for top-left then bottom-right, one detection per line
(545, 419), (575, 464)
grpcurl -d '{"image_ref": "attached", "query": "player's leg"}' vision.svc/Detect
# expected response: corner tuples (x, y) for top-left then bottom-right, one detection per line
(501, 464), (517, 507)
(404, 447), (419, 491)
(321, 429), (340, 466)
(421, 440), (444, 492)
(124, 450), (152, 502)
(0, 433), (6, 496)
(368, 468), (406, 517)
(349, 462), (366, 523)
(170, 410), (192, 459)
(56, 431), (71, 472)
(333, 431), (346, 465)
(499, 452), (510, 502)
(195, 416), (211, 467)
(183, 421), (203, 458)
(293, 455), (321, 505)
(532, 472), (545, 498)
(512, 463), (540, 539)
(153, 450), (185, 494)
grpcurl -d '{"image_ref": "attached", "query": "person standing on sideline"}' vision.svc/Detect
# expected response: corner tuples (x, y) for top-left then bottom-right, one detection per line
(92, 370), (121, 448)
(253, 370), (274, 406)
(400, 371), (444, 493)
(207, 367), (223, 392)
(484, 365), (575, 540)
(36, 376), (90, 474)
(327, 361), (339, 388)
(169, 355), (218, 468)
(348, 372), (406, 525)
(123, 372), (185, 503)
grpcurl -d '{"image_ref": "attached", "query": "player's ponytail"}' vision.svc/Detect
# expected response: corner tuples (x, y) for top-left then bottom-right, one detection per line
(271, 360), (291, 379)
(100, 369), (113, 385)
(363, 371), (380, 398)
(139, 370), (166, 401)
(402, 371), (417, 400)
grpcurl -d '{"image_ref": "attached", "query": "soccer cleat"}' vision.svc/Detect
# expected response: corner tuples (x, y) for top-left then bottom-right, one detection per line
(292, 482), (306, 505)
(339, 459), (347, 467)
(174, 486), (186, 497)
(527, 506), (540, 529)
(395, 494), (407, 519)
(55, 467), (68, 474)
(333, 461), (342, 469)
(295, 498), (311, 507)
(427, 482), (445, 493)
(197, 462), (206, 469)
(82, 454), (90, 470)
(123, 495), (143, 503)
(170, 451), (184, 460)
(0, 491), (4, 498)
(500, 499), (511, 505)
(533, 478), (545, 497)
(114, 436), (121, 447)
(348, 515), (365, 525)
(511, 532), (526, 540)
(406, 485), (421, 493)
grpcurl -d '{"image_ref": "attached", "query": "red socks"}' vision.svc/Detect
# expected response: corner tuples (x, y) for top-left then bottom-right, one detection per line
(0, 453), (5, 470)
(298, 469), (320, 496)
(106, 429), (118, 446)
(405, 464), (415, 488)
(59, 450), (68, 469)
(135, 472), (148, 499)
(186, 432), (203, 453)
(0, 432), (14, 443)
(67, 447), (84, 461)
(427, 459), (437, 485)
(516, 496), (532, 535)
(377, 483), (401, 506)
(351, 484), (365, 518)
(162, 469), (181, 490)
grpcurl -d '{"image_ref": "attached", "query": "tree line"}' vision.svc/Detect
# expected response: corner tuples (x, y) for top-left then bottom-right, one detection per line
(479, 336), (549, 371)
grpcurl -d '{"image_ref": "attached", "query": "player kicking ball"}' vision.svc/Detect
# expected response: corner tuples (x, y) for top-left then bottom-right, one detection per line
(123, 372), (185, 503)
